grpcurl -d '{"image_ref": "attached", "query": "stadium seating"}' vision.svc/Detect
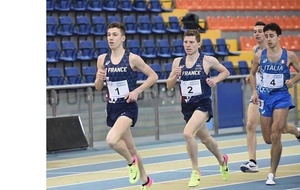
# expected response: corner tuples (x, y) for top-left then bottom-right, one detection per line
(82, 66), (97, 83)
(166, 16), (182, 34)
(73, 15), (91, 36)
(156, 39), (172, 58)
(123, 15), (137, 35)
(64, 67), (83, 84)
(47, 16), (58, 37)
(57, 16), (74, 37)
(102, 0), (118, 11)
(70, 0), (88, 11)
(164, 62), (172, 78)
(118, 0), (133, 11)
(54, 0), (71, 11)
(148, 0), (162, 13)
(107, 15), (121, 24)
(215, 38), (240, 59)
(47, 68), (66, 85)
(152, 15), (167, 34)
(238, 60), (250, 75)
(90, 16), (106, 36)
(59, 40), (78, 62)
(47, 0), (55, 11)
(141, 39), (157, 59)
(94, 40), (109, 58)
(150, 63), (164, 79)
(77, 40), (95, 61)
(126, 39), (141, 55)
(201, 39), (216, 57)
(87, 0), (103, 11)
(132, 0), (148, 12)
(46, 41), (61, 64)
(171, 39), (185, 57)
(222, 61), (236, 75)
(137, 15), (152, 34)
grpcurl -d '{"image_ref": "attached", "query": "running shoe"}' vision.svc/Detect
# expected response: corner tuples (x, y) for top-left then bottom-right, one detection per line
(188, 170), (201, 187)
(140, 177), (153, 190)
(296, 128), (300, 142)
(128, 155), (140, 184)
(266, 173), (276, 185)
(220, 154), (229, 181)
(240, 161), (259, 173)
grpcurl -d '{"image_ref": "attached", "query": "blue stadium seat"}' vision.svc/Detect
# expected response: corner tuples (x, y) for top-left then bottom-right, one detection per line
(201, 38), (216, 57)
(137, 15), (152, 34)
(90, 16), (106, 36)
(150, 63), (164, 79)
(171, 39), (185, 57)
(64, 67), (83, 84)
(152, 15), (167, 34)
(47, 0), (55, 11)
(73, 15), (91, 36)
(47, 68), (66, 85)
(126, 39), (141, 55)
(141, 39), (157, 59)
(82, 66), (96, 83)
(222, 61), (236, 75)
(157, 39), (172, 58)
(132, 0), (148, 12)
(87, 0), (103, 11)
(47, 41), (60, 64)
(54, 0), (72, 11)
(118, 0), (133, 11)
(60, 40), (78, 62)
(47, 16), (58, 37)
(166, 16), (183, 34)
(238, 60), (250, 75)
(164, 62), (172, 78)
(107, 15), (121, 24)
(123, 15), (137, 34)
(215, 38), (240, 59)
(70, 0), (88, 11)
(57, 16), (74, 37)
(94, 40), (109, 58)
(77, 40), (95, 61)
(102, 0), (118, 11)
(137, 71), (147, 81)
(210, 69), (219, 77)
(148, 0), (162, 13)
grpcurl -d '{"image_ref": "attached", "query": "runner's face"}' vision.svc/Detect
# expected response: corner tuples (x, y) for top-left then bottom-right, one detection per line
(183, 36), (200, 55)
(264, 30), (279, 48)
(253, 25), (265, 43)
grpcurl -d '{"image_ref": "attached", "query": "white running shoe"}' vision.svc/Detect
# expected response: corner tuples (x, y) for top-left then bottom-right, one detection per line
(266, 173), (276, 185)
(240, 161), (259, 173)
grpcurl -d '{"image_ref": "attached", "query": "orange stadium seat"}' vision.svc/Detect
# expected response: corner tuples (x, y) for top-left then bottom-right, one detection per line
(240, 36), (254, 51)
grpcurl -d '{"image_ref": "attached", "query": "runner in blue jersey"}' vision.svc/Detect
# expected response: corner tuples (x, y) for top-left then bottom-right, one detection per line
(94, 22), (158, 190)
(166, 29), (230, 187)
(249, 22), (300, 185)
(240, 21), (300, 173)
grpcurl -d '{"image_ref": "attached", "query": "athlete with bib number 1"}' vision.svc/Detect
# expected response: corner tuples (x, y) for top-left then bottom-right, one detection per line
(95, 22), (158, 190)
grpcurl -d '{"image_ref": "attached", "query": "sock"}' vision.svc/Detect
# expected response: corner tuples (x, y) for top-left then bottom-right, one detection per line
(250, 159), (257, 165)
(128, 158), (135, 166)
(142, 176), (149, 186)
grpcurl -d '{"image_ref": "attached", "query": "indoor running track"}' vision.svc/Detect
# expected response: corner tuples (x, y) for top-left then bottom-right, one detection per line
(47, 133), (300, 190)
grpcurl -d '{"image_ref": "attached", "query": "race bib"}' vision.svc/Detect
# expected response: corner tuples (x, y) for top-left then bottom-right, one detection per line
(262, 73), (284, 88)
(107, 80), (129, 98)
(180, 79), (202, 96)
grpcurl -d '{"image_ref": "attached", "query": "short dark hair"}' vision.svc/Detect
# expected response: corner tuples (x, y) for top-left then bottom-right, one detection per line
(263, 22), (282, 36)
(255, 21), (266, 26)
(183, 29), (201, 42)
(107, 22), (126, 36)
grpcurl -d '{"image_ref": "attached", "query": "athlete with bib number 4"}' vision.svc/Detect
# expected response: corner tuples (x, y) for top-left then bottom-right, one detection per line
(249, 22), (300, 186)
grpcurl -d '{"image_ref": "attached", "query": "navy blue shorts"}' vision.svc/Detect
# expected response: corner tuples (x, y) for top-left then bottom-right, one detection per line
(181, 98), (213, 123)
(106, 102), (138, 127)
